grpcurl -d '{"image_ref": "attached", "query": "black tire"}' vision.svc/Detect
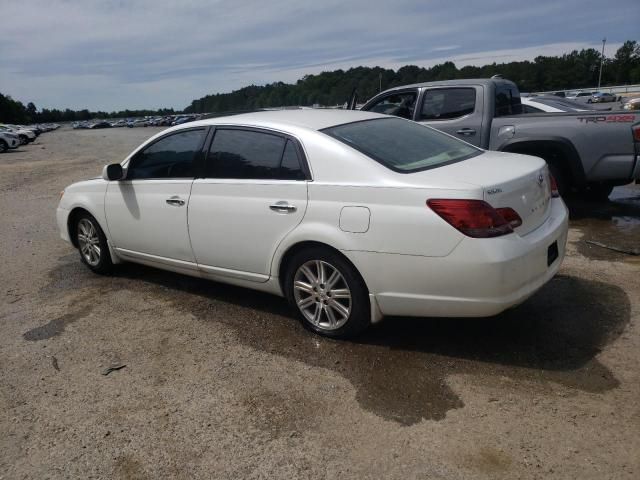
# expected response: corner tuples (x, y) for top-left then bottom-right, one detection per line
(284, 246), (370, 339)
(19, 135), (28, 145)
(0, 140), (7, 153)
(74, 212), (113, 274)
(584, 184), (614, 201)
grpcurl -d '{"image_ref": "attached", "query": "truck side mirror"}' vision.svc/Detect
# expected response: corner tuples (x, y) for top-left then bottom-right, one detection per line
(102, 163), (123, 181)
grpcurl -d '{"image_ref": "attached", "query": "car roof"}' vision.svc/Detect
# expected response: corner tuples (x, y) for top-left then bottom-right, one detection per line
(187, 109), (389, 132)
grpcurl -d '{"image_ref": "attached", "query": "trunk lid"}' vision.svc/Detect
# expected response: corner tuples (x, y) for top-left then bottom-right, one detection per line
(407, 150), (552, 235)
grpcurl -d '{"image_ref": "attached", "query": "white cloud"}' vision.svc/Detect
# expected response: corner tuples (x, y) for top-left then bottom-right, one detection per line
(0, 0), (637, 110)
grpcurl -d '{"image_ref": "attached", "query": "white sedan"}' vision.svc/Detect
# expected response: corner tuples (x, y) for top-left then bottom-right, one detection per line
(57, 110), (568, 338)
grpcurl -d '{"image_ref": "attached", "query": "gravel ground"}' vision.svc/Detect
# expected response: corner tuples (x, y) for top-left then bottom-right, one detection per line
(1, 127), (639, 479)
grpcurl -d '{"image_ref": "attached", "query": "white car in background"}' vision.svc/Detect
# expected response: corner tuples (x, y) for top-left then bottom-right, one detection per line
(0, 130), (21, 152)
(0, 125), (36, 145)
(57, 110), (568, 338)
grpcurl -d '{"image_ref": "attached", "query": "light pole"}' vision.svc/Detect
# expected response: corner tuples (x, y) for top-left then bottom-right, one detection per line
(598, 37), (606, 89)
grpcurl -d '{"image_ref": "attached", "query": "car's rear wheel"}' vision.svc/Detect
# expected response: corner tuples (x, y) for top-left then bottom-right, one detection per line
(284, 247), (370, 338)
(75, 213), (113, 274)
(19, 135), (28, 145)
(0, 141), (7, 153)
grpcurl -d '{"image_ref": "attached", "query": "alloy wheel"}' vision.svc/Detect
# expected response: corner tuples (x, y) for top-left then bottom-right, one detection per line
(77, 218), (101, 266)
(293, 260), (352, 331)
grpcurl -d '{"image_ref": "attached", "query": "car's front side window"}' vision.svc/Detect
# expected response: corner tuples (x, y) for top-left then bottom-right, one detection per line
(366, 92), (417, 119)
(127, 128), (205, 180)
(205, 129), (306, 180)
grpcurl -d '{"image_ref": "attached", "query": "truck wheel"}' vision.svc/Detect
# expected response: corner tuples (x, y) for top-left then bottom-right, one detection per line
(584, 184), (614, 201)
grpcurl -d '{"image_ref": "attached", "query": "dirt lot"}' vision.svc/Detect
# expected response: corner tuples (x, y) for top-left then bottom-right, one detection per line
(1, 127), (639, 479)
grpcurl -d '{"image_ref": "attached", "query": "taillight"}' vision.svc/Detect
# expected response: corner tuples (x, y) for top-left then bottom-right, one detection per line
(549, 174), (560, 198)
(633, 125), (640, 142)
(495, 207), (523, 228)
(427, 199), (517, 238)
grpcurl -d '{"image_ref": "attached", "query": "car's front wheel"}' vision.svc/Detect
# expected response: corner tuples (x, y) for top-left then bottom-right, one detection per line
(75, 213), (113, 274)
(285, 247), (371, 338)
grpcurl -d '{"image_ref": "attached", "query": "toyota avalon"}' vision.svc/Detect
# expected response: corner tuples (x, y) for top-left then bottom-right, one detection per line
(57, 110), (568, 338)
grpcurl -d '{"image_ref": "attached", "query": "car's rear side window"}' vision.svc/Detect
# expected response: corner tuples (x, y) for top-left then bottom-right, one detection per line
(205, 129), (306, 180)
(420, 88), (476, 120)
(322, 117), (481, 173)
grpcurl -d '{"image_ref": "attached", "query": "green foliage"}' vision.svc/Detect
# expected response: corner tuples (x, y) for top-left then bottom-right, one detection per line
(185, 40), (640, 113)
(1, 40), (638, 123)
(0, 96), (177, 124)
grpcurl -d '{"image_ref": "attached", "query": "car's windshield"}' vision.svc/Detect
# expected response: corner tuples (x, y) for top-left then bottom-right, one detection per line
(321, 117), (481, 173)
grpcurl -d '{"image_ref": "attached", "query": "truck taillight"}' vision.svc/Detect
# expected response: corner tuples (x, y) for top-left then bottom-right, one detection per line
(549, 174), (560, 198)
(427, 199), (519, 238)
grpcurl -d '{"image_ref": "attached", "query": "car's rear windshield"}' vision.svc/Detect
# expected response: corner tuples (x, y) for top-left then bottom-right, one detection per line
(321, 117), (481, 173)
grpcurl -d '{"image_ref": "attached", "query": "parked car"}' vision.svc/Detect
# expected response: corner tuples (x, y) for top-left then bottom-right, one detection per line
(57, 110), (568, 338)
(0, 125), (36, 144)
(355, 78), (640, 200)
(565, 91), (594, 101)
(0, 130), (20, 152)
(90, 121), (112, 129)
(588, 92), (620, 103)
(111, 120), (128, 128)
(622, 97), (640, 111)
(127, 119), (147, 128)
(171, 115), (196, 126)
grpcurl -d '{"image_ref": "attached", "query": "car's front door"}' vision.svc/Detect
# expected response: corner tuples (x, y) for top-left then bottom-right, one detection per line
(416, 87), (485, 146)
(104, 128), (207, 267)
(188, 127), (309, 282)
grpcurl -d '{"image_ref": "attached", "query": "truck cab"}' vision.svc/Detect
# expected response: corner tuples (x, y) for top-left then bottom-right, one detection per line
(359, 78), (640, 199)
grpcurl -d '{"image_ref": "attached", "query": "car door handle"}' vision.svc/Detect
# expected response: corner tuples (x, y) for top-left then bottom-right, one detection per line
(269, 202), (297, 213)
(456, 128), (476, 136)
(166, 196), (185, 207)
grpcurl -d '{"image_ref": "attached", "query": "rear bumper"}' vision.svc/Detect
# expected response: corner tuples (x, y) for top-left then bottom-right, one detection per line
(348, 198), (569, 318)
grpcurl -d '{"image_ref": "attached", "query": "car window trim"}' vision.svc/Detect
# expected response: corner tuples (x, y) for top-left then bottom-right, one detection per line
(123, 126), (209, 181)
(417, 87), (478, 122)
(202, 125), (312, 181)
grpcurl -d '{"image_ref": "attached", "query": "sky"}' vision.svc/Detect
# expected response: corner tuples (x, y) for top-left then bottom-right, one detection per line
(1, 0), (639, 112)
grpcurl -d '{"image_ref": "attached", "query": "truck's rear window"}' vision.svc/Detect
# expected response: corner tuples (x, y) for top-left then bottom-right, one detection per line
(495, 84), (523, 116)
(321, 117), (481, 173)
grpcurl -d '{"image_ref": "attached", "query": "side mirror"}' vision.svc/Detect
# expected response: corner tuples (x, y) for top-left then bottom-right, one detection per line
(102, 163), (124, 181)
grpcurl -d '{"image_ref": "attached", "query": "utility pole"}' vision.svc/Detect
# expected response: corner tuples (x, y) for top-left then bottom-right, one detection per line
(598, 37), (606, 90)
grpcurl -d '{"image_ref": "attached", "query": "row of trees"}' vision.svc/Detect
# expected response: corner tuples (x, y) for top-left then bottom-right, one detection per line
(185, 40), (640, 113)
(2, 40), (639, 124)
(0, 94), (177, 124)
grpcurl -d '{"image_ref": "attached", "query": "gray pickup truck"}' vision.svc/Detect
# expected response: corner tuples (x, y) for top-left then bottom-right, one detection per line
(355, 78), (640, 199)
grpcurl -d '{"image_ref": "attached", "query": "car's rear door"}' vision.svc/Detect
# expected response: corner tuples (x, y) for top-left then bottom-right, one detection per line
(104, 127), (207, 268)
(188, 127), (309, 282)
